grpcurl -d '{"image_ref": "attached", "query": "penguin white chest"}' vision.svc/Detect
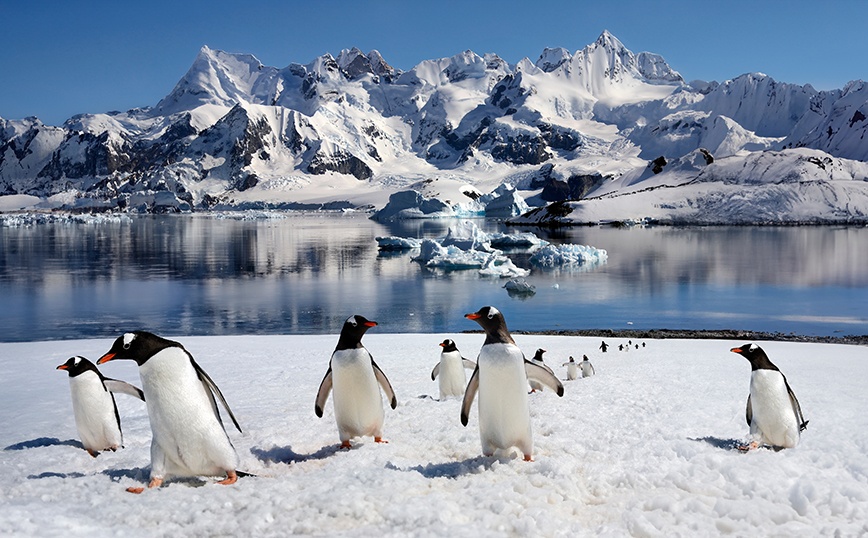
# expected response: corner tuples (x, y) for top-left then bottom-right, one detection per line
(331, 348), (384, 441)
(581, 362), (594, 378)
(438, 350), (467, 398)
(139, 349), (237, 477)
(566, 363), (578, 380)
(476, 343), (532, 455)
(68, 372), (121, 451)
(749, 370), (800, 448)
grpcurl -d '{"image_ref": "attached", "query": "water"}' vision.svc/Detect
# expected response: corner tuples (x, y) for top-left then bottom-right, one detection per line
(1, 213), (866, 342)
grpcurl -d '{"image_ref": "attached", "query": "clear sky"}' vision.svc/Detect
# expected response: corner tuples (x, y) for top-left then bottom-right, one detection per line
(2, 0), (866, 126)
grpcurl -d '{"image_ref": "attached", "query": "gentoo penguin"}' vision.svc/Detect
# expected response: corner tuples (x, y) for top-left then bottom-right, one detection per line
(528, 349), (554, 392)
(461, 306), (564, 461)
(562, 356), (578, 381)
(431, 339), (476, 399)
(731, 343), (808, 450)
(56, 356), (145, 457)
(580, 355), (596, 378)
(315, 315), (397, 448)
(98, 332), (242, 492)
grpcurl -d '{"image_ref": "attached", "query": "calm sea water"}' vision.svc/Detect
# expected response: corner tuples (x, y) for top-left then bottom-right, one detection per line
(1, 213), (866, 342)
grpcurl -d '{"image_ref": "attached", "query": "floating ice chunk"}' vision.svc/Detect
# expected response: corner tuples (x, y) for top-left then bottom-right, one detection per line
(479, 255), (530, 278)
(423, 248), (496, 270)
(503, 278), (536, 294)
(370, 190), (456, 221)
(1, 213), (133, 227)
(376, 236), (422, 251)
(440, 220), (492, 251)
(412, 239), (450, 262)
(484, 189), (531, 218)
(529, 244), (608, 268)
(486, 231), (549, 248)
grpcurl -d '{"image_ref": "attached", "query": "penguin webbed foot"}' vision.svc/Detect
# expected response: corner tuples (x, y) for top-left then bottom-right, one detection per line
(126, 477), (162, 494)
(339, 440), (352, 450)
(374, 437), (388, 444)
(523, 454), (534, 462)
(218, 470), (237, 485)
(737, 441), (759, 452)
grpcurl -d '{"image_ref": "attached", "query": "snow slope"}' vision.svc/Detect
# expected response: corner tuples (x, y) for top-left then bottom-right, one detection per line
(2, 334), (867, 537)
(2, 30), (867, 220)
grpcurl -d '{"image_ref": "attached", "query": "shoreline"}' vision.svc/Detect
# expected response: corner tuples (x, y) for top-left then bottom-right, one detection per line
(466, 328), (868, 346)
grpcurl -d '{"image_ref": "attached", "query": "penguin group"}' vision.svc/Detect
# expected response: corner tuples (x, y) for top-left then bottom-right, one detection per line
(55, 306), (807, 493)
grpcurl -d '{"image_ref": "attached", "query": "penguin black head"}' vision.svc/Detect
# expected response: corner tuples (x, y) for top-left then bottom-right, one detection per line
(533, 348), (546, 361)
(56, 356), (100, 378)
(569, 356), (575, 362)
(335, 315), (377, 350)
(98, 331), (183, 367)
(440, 339), (458, 352)
(730, 343), (779, 372)
(465, 306), (514, 345)
(582, 355), (589, 361)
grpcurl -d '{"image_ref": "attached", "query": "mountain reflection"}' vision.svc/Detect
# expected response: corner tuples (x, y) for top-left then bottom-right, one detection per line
(1, 214), (866, 341)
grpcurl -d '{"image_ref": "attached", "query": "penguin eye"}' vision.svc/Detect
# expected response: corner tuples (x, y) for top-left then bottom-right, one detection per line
(748, 343), (757, 352)
(487, 306), (500, 319)
(73, 357), (81, 366)
(346, 316), (358, 327)
(122, 333), (136, 350)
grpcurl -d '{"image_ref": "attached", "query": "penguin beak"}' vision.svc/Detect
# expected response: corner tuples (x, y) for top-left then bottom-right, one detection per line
(730, 347), (742, 354)
(364, 321), (377, 327)
(97, 353), (116, 364)
(56, 364), (68, 370)
(439, 342), (445, 347)
(465, 313), (481, 320)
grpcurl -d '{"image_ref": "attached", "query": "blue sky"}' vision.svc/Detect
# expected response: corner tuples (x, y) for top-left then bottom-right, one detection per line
(2, 0), (865, 126)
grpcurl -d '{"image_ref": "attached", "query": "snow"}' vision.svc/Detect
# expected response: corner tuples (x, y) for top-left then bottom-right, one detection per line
(2, 334), (867, 537)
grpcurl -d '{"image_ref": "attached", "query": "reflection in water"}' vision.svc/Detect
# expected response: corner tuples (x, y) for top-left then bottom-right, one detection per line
(1, 214), (866, 342)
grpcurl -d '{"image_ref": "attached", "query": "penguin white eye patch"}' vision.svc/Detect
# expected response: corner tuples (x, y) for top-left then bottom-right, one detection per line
(123, 333), (136, 349)
(346, 316), (358, 327)
(487, 307), (500, 319)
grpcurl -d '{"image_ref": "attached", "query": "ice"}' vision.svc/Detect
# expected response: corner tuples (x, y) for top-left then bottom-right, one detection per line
(375, 236), (422, 251)
(370, 190), (456, 221)
(529, 243), (609, 268)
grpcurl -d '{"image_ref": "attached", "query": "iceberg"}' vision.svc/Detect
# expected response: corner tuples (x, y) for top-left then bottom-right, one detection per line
(370, 190), (456, 221)
(375, 236), (422, 251)
(440, 220), (492, 251)
(529, 244), (609, 268)
(503, 277), (536, 295)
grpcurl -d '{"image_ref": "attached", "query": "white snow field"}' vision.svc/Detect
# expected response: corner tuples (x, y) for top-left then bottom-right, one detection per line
(1, 333), (866, 537)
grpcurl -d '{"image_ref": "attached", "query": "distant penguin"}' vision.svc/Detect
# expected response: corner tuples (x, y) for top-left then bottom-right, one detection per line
(431, 339), (476, 399)
(562, 356), (578, 381)
(731, 343), (808, 450)
(315, 315), (397, 448)
(98, 332), (242, 492)
(580, 355), (595, 378)
(56, 356), (145, 457)
(461, 306), (564, 461)
(599, 341), (609, 353)
(528, 349), (554, 392)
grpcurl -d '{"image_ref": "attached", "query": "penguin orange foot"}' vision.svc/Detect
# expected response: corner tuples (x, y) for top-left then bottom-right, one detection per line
(218, 470), (237, 485)
(375, 437), (388, 443)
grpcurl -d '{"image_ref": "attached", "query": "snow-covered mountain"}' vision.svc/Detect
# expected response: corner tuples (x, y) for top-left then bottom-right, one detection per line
(1, 30), (867, 221)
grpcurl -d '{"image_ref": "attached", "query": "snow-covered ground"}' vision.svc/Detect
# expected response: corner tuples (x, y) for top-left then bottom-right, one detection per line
(2, 333), (866, 537)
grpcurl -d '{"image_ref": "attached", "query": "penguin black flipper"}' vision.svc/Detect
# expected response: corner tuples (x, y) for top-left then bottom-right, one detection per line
(783, 376), (809, 431)
(745, 394), (753, 428)
(190, 356), (242, 434)
(102, 378), (145, 401)
(525, 360), (565, 397)
(460, 366), (480, 427)
(371, 357), (397, 409)
(314, 367), (333, 418)
(431, 363), (440, 381)
(462, 358), (477, 370)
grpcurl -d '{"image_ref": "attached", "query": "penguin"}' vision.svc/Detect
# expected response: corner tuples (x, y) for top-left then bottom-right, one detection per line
(580, 355), (596, 378)
(431, 339), (476, 399)
(461, 306), (564, 461)
(315, 315), (397, 448)
(528, 349), (554, 392)
(731, 343), (808, 450)
(562, 356), (578, 381)
(98, 331), (242, 492)
(56, 356), (145, 457)
(599, 341), (609, 353)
